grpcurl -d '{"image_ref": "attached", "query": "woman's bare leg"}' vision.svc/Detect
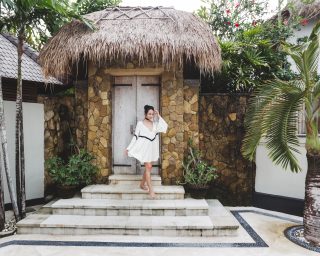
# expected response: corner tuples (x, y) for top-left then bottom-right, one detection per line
(140, 171), (148, 190)
(145, 162), (156, 198)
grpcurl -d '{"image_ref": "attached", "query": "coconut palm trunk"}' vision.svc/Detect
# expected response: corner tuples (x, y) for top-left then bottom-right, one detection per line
(304, 153), (320, 244)
(0, 77), (20, 222)
(15, 29), (26, 218)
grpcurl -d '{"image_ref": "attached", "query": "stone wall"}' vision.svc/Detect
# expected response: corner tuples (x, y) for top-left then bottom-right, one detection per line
(38, 87), (88, 195)
(87, 65), (112, 183)
(183, 80), (200, 149)
(74, 82), (88, 149)
(160, 68), (185, 185)
(38, 95), (75, 194)
(199, 94), (254, 205)
(161, 79), (200, 185)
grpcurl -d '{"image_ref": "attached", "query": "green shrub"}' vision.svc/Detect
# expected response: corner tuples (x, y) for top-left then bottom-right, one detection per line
(46, 150), (98, 186)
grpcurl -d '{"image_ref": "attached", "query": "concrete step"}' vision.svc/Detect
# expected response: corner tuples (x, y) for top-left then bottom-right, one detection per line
(16, 199), (239, 237)
(81, 185), (185, 200)
(206, 199), (240, 236)
(51, 198), (208, 216)
(109, 174), (162, 186)
(17, 214), (221, 236)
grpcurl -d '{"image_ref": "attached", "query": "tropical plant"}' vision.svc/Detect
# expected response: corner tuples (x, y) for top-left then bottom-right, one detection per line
(201, 25), (295, 93)
(46, 150), (98, 187)
(0, 0), (20, 227)
(179, 138), (218, 187)
(72, 0), (121, 15)
(197, 0), (268, 40)
(1, 0), (121, 54)
(68, 150), (99, 186)
(197, 0), (313, 93)
(0, 0), (94, 220)
(39, 0), (121, 50)
(0, 74), (20, 228)
(241, 21), (320, 245)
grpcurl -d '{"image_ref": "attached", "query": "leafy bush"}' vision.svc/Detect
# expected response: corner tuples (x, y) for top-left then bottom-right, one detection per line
(201, 25), (295, 93)
(46, 150), (98, 186)
(179, 138), (218, 187)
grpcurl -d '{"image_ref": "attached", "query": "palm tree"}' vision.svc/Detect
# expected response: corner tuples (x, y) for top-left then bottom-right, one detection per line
(0, 75), (21, 227)
(242, 21), (320, 245)
(0, 0), (20, 227)
(0, 0), (93, 220)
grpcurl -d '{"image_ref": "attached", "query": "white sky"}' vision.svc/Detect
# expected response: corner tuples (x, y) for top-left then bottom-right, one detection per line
(120, 0), (287, 18)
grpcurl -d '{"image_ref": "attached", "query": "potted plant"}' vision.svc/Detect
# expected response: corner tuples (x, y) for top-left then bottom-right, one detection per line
(178, 138), (218, 199)
(46, 150), (98, 198)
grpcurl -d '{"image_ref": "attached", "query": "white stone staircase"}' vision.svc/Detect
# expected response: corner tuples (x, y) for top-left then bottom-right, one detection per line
(16, 175), (239, 237)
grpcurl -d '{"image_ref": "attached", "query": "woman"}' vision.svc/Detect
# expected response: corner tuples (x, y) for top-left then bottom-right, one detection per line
(125, 105), (168, 199)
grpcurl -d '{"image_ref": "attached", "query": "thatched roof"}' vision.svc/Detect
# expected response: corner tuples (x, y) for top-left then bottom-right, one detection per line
(39, 6), (221, 78)
(288, 0), (320, 20)
(270, 0), (320, 22)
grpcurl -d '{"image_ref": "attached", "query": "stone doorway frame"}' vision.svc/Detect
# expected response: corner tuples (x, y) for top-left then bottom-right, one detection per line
(87, 62), (199, 185)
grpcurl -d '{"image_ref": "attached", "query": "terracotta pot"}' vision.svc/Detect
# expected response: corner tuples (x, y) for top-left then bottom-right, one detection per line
(56, 184), (78, 199)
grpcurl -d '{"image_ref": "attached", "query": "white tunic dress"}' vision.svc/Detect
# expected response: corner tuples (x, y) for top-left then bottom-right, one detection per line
(126, 115), (168, 163)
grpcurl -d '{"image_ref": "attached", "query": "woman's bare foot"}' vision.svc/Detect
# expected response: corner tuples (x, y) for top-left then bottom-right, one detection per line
(140, 183), (149, 191)
(149, 191), (156, 199)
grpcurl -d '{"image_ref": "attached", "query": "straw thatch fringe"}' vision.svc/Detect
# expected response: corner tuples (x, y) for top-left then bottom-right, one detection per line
(39, 7), (221, 78)
(288, 0), (320, 20)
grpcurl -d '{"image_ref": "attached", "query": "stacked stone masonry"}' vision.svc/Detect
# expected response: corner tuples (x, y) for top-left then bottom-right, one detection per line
(41, 60), (253, 204)
(39, 90), (87, 194)
(199, 94), (254, 205)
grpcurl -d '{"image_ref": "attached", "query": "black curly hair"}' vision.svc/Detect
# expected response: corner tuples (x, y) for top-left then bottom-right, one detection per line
(144, 105), (154, 115)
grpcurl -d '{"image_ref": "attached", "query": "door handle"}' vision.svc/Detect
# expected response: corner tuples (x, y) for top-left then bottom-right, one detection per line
(130, 124), (134, 134)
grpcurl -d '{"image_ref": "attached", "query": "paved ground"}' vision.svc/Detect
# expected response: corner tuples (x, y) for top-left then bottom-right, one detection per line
(0, 206), (318, 256)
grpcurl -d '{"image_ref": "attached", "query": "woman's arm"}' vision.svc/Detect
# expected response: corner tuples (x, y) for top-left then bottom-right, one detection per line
(154, 110), (168, 133)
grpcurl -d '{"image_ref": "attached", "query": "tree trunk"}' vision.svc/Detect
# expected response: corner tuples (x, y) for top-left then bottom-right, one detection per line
(20, 114), (25, 218)
(0, 77), (20, 222)
(16, 31), (26, 218)
(304, 152), (320, 246)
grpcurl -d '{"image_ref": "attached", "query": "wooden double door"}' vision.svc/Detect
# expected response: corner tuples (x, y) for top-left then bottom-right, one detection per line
(112, 76), (160, 175)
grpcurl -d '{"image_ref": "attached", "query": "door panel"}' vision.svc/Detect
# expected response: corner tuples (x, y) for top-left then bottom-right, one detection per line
(113, 76), (137, 174)
(112, 76), (160, 175)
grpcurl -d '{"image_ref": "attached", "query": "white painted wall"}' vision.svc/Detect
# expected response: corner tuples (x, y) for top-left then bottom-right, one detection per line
(287, 19), (319, 74)
(255, 138), (307, 200)
(0, 101), (44, 204)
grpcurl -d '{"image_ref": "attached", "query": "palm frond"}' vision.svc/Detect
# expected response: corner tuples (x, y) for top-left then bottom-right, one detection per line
(244, 49), (269, 67)
(282, 43), (305, 74)
(242, 79), (304, 172)
(264, 88), (304, 172)
(0, 0), (14, 8)
(242, 81), (288, 160)
(312, 79), (320, 98)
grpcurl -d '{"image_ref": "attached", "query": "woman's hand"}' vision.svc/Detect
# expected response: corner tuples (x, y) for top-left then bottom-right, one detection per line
(154, 109), (159, 116)
(124, 149), (128, 156)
